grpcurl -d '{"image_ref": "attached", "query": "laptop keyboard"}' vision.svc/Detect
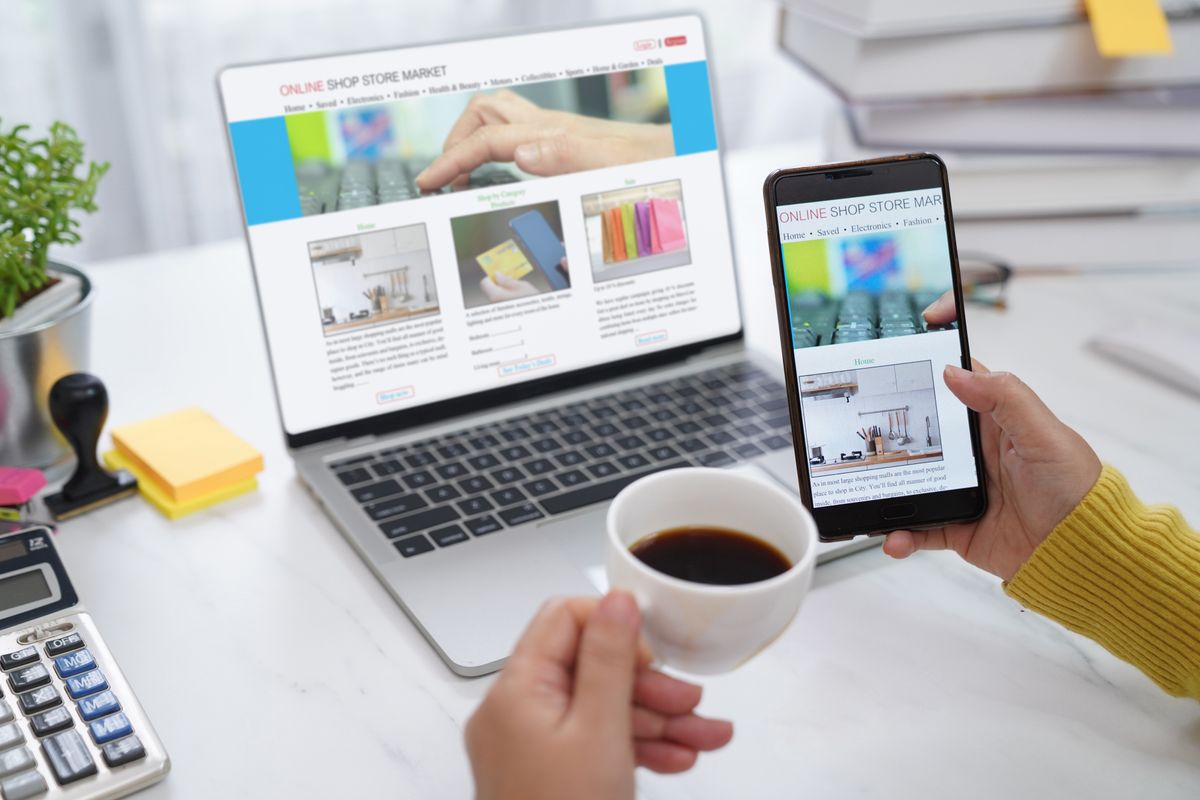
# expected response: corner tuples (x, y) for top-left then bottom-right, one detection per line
(295, 158), (521, 215)
(789, 290), (956, 348)
(327, 361), (795, 558)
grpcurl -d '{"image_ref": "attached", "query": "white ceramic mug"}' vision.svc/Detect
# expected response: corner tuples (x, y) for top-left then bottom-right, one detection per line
(605, 467), (819, 675)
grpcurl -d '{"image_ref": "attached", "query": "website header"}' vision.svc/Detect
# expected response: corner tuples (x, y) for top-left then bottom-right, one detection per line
(220, 15), (707, 121)
(776, 189), (945, 243)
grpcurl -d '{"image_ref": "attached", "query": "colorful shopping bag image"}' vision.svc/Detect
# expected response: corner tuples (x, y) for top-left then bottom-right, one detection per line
(634, 201), (651, 257)
(609, 207), (626, 260)
(650, 198), (686, 253)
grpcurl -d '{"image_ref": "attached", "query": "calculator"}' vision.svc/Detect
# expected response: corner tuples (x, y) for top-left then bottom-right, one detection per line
(0, 527), (168, 799)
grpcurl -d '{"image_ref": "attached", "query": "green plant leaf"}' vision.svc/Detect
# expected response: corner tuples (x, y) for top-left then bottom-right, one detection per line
(0, 118), (109, 321)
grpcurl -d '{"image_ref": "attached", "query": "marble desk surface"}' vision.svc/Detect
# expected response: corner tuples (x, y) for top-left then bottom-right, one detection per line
(59, 143), (1199, 798)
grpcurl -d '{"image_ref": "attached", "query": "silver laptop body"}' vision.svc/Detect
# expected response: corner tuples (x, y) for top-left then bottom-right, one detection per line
(220, 14), (873, 676)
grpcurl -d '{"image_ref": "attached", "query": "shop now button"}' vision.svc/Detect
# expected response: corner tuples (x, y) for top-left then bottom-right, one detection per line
(498, 354), (556, 378)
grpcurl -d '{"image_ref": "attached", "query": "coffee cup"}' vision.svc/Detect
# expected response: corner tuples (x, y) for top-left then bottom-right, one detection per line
(605, 467), (818, 674)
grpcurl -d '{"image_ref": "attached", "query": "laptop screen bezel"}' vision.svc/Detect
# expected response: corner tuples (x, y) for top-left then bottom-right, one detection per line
(217, 12), (745, 451)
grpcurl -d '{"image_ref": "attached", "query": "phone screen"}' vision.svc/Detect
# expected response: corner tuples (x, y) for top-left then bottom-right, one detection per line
(769, 158), (982, 526)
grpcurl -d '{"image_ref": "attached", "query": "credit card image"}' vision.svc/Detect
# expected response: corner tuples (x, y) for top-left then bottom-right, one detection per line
(476, 239), (534, 282)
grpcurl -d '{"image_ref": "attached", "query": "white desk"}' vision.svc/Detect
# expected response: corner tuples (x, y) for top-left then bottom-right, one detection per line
(63, 144), (1199, 798)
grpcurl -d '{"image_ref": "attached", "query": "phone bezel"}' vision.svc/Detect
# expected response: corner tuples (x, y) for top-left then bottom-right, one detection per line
(763, 154), (987, 541)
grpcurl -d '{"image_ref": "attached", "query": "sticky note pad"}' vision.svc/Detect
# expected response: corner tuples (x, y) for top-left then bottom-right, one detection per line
(476, 239), (533, 282)
(111, 408), (263, 504)
(1084, 0), (1173, 57)
(103, 450), (257, 520)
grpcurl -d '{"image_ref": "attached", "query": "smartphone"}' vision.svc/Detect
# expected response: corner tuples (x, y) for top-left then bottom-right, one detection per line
(763, 154), (987, 541)
(510, 210), (569, 291)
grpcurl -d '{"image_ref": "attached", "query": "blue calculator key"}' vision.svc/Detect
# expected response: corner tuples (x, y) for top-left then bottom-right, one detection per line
(88, 712), (132, 745)
(53, 649), (95, 679)
(76, 690), (119, 721)
(65, 670), (108, 700)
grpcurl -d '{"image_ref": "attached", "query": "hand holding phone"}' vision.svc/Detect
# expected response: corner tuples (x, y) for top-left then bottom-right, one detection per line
(763, 155), (987, 540)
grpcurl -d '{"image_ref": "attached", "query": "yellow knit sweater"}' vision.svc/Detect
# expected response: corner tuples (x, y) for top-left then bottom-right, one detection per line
(1005, 466), (1200, 700)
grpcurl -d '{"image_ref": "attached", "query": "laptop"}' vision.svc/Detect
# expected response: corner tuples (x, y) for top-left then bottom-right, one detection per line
(218, 14), (875, 677)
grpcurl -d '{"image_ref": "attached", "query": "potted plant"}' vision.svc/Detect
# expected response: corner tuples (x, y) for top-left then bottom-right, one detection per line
(0, 120), (108, 472)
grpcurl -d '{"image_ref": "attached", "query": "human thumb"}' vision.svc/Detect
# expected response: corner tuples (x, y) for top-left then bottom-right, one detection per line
(515, 133), (616, 176)
(570, 590), (640, 732)
(943, 364), (1058, 443)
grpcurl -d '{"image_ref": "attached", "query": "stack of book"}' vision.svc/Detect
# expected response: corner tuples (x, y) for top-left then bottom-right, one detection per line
(104, 408), (263, 519)
(778, 0), (1200, 269)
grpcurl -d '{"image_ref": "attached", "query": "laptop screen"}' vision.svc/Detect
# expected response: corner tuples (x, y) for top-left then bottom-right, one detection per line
(220, 15), (740, 442)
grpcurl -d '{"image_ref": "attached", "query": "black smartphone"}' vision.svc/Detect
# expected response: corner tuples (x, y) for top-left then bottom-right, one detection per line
(763, 154), (987, 541)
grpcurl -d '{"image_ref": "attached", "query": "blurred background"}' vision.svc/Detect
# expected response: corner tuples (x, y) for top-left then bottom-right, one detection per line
(0, 0), (836, 263)
(4, 0), (1197, 274)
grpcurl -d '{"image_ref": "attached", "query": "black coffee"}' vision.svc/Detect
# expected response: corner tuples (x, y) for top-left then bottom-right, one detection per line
(629, 526), (791, 586)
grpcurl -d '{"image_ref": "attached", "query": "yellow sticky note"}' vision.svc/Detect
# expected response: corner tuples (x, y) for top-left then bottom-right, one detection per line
(1084, 0), (1173, 57)
(111, 408), (263, 504)
(476, 239), (533, 282)
(104, 449), (258, 520)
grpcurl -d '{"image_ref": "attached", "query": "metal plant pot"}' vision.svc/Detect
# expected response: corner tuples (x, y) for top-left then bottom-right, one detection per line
(0, 261), (93, 473)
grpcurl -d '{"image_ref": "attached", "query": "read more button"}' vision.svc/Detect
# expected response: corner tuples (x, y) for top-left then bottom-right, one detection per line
(635, 330), (668, 347)
(498, 354), (556, 378)
(376, 386), (415, 404)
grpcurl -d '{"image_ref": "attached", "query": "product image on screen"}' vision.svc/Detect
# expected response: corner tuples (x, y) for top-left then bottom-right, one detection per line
(451, 201), (570, 309)
(309, 224), (440, 336)
(582, 179), (691, 283)
(776, 186), (978, 509)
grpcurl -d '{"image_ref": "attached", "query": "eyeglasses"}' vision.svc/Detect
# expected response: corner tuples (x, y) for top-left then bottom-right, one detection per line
(958, 254), (1012, 310)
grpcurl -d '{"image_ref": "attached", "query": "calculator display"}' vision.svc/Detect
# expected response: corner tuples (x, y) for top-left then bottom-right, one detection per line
(0, 539), (26, 563)
(0, 570), (52, 610)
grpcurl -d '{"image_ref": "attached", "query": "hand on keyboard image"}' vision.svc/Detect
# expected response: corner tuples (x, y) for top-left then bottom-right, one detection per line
(415, 90), (673, 192)
(783, 226), (957, 349)
(290, 69), (675, 216)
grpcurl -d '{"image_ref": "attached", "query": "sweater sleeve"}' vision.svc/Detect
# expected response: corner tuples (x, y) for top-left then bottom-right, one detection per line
(1004, 465), (1200, 701)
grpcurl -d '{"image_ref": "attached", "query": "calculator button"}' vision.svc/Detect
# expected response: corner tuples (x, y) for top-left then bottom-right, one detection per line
(0, 702), (12, 725)
(41, 730), (97, 785)
(29, 706), (72, 738)
(0, 769), (46, 799)
(0, 724), (23, 750)
(43, 634), (82, 658)
(52, 650), (95, 679)
(76, 689), (119, 721)
(0, 746), (34, 778)
(7, 665), (49, 694)
(16, 686), (60, 716)
(64, 670), (108, 700)
(0, 650), (36, 673)
(101, 735), (145, 768)
(88, 712), (132, 745)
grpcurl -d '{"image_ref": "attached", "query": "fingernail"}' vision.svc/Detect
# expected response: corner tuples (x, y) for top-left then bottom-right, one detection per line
(944, 364), (972, 381)
(414, 169), (429, 184)
(515, 142), (540, 164)
(597, 590), (639, 628)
